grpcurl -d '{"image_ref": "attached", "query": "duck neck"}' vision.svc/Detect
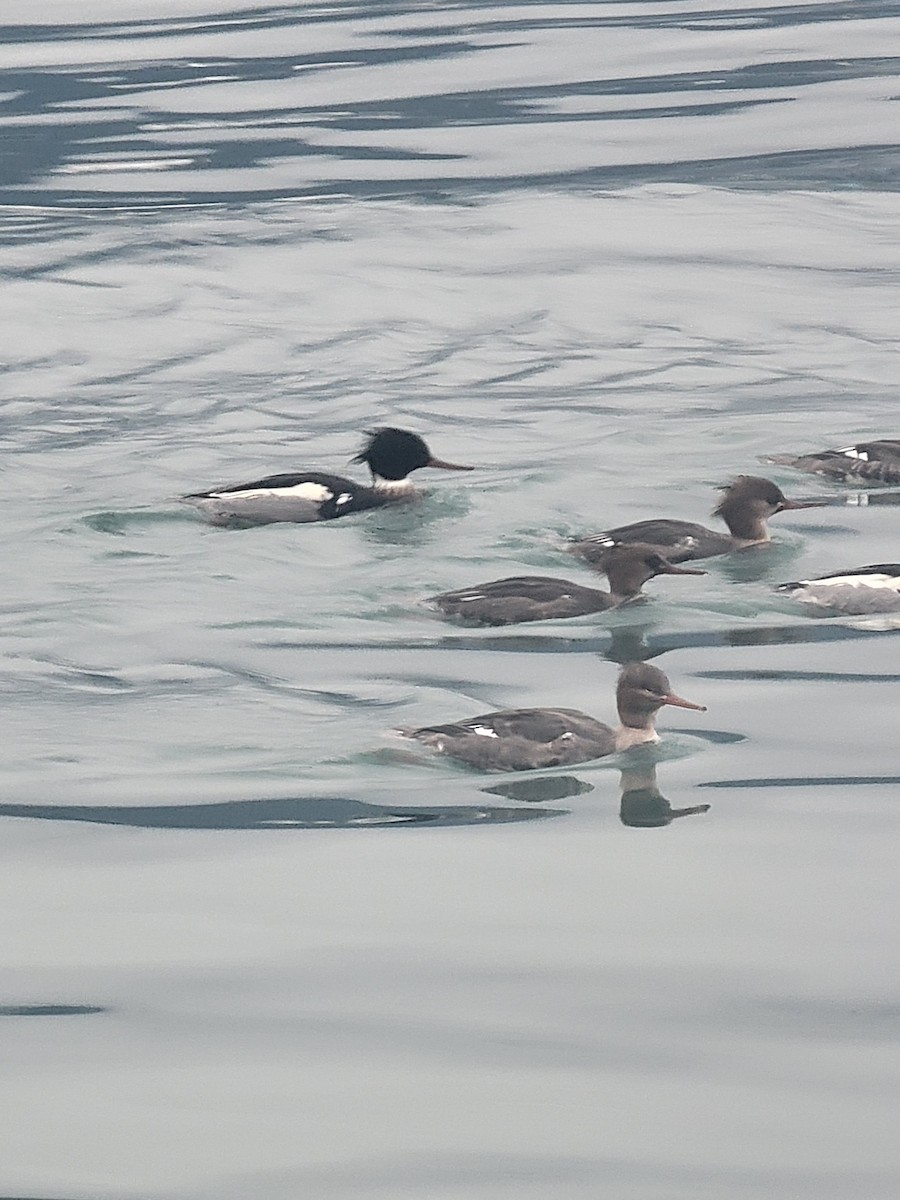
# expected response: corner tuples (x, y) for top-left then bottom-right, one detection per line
(718, 503), (770, 544)
(372, 475), (416, 495)
(606, 576), (645, 604)
(613, 720), (660, 751)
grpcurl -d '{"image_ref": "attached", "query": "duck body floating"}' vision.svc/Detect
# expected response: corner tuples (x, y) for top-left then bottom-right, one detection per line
(777, 564), (900, 614)
(429, 544), (705, 626)
(402, 663), (706, 772)
(767, 440), (900, 485)
(182, 427), (473, 526)
(570, 476), (823, 565)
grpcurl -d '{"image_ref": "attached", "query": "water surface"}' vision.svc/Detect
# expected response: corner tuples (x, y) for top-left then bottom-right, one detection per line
(2, 1), (899, 1197)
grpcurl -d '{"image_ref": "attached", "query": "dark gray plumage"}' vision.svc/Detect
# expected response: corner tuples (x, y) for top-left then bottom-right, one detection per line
(402, 662), (706, 772)
(570, 476), (823, 565)
(767, 440), (900, 485)
(429, 544), (704, 625)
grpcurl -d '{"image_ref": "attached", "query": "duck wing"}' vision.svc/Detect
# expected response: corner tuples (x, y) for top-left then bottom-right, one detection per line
(183, 470), (381, 524)
(430, 577), (612, 625)
(189, 469), (355, 496)
(769, 441), (900, 484)
(409, 707), (617, 770)
(571, 520), (730, 564)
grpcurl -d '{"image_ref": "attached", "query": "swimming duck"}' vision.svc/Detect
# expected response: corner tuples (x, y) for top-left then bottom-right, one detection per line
(777, 564), (900, 614)
(570, 476), (823, 565)
(767, 440), (900, 485)
(428, 544), (705, 626)
(182, 427), (474, 525)
(402, 662), (706, 772)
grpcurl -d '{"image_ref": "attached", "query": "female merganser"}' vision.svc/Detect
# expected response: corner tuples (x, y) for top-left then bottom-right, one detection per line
(767, 440), (900, 485)
(402, 662), (706, 772)
(182, 427), (474, 525)
(777, 564), (900, 614)
(428, 544), (705, 626)
(570, 476), (823, 565)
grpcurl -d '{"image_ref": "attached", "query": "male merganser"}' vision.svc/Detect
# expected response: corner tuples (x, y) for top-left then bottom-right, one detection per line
(570, 476), (823, 565)
(428, 544), (705, 626)
(402, 662), (706, 772)
(777, 564), (900, 614)
(767, 440), (900, 485)
(182, 427), (474, 525)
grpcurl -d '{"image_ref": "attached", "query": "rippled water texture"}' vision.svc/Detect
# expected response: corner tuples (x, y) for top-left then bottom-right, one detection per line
(2, 2), (899, 1198)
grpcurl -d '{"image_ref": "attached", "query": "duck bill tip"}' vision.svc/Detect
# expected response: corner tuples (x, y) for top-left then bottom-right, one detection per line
(427, 457), (475, 471)
(780, 497), (828, 510)
(662, 694), (707, 712)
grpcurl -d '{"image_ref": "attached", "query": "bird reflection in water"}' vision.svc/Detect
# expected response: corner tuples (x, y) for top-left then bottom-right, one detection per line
(481, 775), (595, 804)
(603, 625), (657, 666)
(0, 795), (559, 831)
(841, 489), (900, 507)
(482, 764), (710, 827)
(618, 763), (710, 827)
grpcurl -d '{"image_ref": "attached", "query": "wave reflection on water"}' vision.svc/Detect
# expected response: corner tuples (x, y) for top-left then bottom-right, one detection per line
(2, 0), (899, 205)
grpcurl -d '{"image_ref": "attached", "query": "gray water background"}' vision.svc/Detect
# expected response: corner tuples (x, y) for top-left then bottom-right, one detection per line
(1, 1), (899, 1196)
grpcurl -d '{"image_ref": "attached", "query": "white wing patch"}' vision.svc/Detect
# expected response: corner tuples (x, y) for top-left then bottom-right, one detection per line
(470, 724), (499, 738)
(210, 481), (334, 504)
(335, 493), (352, 506)
(837, 446), (869, 461)
(809, 573), (900, 590)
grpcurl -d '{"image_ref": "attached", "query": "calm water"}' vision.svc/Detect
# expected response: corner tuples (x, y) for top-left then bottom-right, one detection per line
(2, 2), (899, 1197)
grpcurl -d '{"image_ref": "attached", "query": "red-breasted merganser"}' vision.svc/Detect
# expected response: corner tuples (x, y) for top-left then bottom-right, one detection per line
(428, 544), (705, 626)
(767, 440), (900, 485)
(182, 427), (474, 525)
(777, 564), (900, 614)
(570, 476), (823, 565)
(402, 662), (706, 772)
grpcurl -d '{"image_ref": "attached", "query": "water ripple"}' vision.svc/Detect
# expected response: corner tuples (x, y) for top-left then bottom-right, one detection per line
(701, 775), (900, 789)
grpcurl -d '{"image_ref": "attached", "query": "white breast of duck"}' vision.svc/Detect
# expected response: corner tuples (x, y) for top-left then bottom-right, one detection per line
(778, 564), (900, 614)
